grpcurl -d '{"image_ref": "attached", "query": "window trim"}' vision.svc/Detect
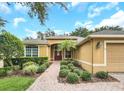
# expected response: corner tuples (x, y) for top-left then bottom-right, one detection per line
(24, 45), (39, 57)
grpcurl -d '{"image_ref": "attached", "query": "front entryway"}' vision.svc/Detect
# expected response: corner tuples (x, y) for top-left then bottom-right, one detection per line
(54, 51), (62, 60)
(51, 44), (73, 61)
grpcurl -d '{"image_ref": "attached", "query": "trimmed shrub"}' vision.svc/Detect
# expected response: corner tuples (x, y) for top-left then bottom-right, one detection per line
(72, 61), (80, 67)
(59, 69), (70, 77)
(73, 69), (82, 76)
(0, 68), (7, 76)
(13, 65), (20, 71)
(70, 66), (78, 72)
(0, 66), (13, 76)
(60, 65), (68, 70)
(68, 63), (74, 69)
(96, 71), (108, 79)
(67, 72), (79, 84)
(37, 64), (47, 73)
(60, 60), (68, 65)
(80, 71), (91, 81)
(11, 57), (48, 69)
(4, 66), (13, 71)
(23, 61), (35, 68)
(44, 62), (50, 68)
(23, 64), (38, 75)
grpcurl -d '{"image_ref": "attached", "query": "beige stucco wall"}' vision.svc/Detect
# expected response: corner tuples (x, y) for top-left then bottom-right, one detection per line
(74, 40), (93, 73)
(74, 38), (124, 73)
(92, 39), (104, 64)
(92, 38), (124, 73)
(39, 45), (48, 57)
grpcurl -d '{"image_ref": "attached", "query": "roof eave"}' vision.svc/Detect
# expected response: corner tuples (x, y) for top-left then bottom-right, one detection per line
(77, 35), (124, 46)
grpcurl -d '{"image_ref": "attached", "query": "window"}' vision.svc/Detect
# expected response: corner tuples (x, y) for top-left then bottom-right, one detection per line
(65, 51), (71, 58)
(25, 45), (38, 57)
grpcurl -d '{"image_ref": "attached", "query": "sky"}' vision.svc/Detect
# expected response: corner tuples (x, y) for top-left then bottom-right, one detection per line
(0, 2), (124, 39)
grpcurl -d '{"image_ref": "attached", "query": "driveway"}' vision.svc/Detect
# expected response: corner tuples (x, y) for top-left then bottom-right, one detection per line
(27, 61), (124, 91)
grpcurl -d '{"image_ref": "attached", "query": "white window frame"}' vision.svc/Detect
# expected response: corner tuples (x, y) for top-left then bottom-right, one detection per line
(24, 45), (39, 57)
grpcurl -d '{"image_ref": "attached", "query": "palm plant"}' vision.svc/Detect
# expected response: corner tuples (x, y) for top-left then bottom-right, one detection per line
(58, 40), (76, 59)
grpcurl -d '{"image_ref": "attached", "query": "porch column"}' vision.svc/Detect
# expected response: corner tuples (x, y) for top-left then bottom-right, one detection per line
(48, 45), (51, 61)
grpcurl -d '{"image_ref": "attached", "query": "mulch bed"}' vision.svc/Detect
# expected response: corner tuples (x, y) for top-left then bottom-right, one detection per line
(58, 75), (119, 84)
(6, 70), (41, 79)
(0, 70), (42, 79)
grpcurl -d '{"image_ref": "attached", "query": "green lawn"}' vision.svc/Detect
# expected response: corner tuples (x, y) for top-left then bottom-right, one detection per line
(0, 76), (35, 91)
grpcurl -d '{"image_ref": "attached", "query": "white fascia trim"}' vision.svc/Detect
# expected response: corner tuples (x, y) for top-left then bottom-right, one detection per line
(93, 64), (106, 66)
(75, 59), (92, 65)
(47, 46), (49, 56)
(24, 45), (26, 57)
(90, 35), (124, 38)
(38, 45), (40, 57)
(75, 59), (107, 67)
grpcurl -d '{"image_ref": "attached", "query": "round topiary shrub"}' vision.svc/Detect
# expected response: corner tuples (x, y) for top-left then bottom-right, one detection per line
(96, 71), (108, 79)
(59, 69), (70, 77)
(80, 71), (91, 81)
(70, 66), (78, 72)
(68, 63), (74, 69)
(72, 61), (81, 67)
(37, 64), (47, 73)
(73, 69), (82, 76)
(60, 65), (68, 70)
(60, 60), (68, 65)
(44, 62), (50, 68)
(67, 72), (79, 84)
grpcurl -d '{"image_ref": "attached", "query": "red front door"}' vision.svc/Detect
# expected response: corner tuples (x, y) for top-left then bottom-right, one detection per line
(54, 51), (62, 60)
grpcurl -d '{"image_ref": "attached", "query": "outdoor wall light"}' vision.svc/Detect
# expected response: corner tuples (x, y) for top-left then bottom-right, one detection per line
(96, 41), (102, 49)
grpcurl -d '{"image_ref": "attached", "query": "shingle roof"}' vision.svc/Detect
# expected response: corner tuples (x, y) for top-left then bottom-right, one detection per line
(91, 30), (124, 35)
(46, 36), (82, 40)
(23, 36), (84, 45)
(23, 39), (48, 45)
(77, 30), (124, 46)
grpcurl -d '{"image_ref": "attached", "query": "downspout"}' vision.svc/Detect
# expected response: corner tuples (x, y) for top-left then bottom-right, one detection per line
(91, 39), (94, 74)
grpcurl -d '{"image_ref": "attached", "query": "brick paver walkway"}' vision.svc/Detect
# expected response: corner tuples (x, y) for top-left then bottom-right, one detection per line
(27, 61), (124, 91)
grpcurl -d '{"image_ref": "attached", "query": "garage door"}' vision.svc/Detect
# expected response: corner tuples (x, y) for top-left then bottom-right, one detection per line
(107, 43), (124, 72)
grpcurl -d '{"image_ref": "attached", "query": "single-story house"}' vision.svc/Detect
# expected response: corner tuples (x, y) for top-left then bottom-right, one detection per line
(23, 30), (124, 73)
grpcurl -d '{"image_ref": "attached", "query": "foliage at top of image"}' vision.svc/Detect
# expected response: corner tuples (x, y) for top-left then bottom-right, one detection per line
(0, 17), (7, 28)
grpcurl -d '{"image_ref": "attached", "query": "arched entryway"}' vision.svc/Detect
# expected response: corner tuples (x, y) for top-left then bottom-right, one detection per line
(51, 44), (62, 61)
(50, 44), (73, 61)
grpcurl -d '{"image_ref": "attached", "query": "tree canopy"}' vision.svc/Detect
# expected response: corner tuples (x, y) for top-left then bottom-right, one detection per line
(25, 29), (56, 40)
(94, 26), (123, 32)
(69, 26), (124, 38)
(17, 2), (67, 25)
(70, 27), (92, 37)
(0, 17), (7, 28)
(0, 31), (24, 66)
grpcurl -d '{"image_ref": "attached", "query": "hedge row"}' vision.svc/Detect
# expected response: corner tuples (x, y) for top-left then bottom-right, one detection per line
(11, 57), (48, 69)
